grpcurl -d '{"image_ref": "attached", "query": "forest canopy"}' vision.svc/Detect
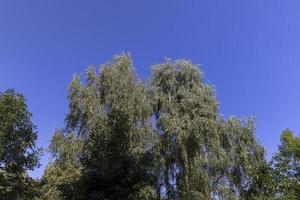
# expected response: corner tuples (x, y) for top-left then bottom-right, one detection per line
(0, 53), (299, 200)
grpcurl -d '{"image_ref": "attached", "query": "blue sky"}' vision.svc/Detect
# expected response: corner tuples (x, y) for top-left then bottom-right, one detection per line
(1, 0), (300, 178)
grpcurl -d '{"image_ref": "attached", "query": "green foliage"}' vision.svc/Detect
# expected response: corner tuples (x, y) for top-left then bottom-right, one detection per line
(216, 117), (275, 199)
(48, 53), (157, 200)
(151, 59), (219, 199)
(272, 129), (300, 199)
(0, 89), (40, 200)
(39, 130), (83, 200)
(0, 53), (294, 199)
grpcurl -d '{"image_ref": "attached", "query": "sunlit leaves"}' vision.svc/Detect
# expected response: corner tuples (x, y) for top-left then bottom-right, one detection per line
(0, 89), (40, 199)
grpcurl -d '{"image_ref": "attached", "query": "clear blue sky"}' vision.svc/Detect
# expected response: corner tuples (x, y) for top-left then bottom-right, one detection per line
(1, 0), (300, 178)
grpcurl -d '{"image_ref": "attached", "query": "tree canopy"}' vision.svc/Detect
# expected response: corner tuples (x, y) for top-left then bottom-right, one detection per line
(1, 54), (299, 200)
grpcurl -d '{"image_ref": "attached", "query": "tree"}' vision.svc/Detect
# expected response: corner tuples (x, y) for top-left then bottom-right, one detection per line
(0, 89), (40, 200)
(50, 53), (157, 200)
(39, 130), (83, 200)
(272, 129), (300, 199)
(217, 117), (275, 200)
(41, 53), (281, 199)
(151, 59), (219, 199)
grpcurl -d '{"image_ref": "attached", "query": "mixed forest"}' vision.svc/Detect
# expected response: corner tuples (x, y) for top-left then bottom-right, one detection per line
(0, 53), (299, 200)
